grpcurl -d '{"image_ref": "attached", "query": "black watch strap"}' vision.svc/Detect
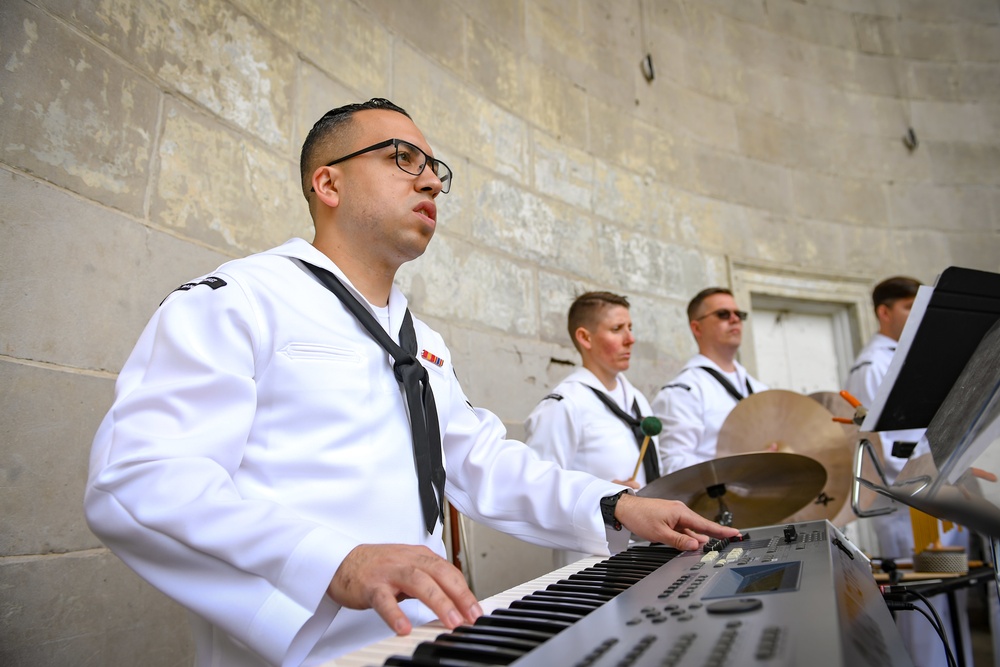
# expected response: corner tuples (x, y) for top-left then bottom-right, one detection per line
(600, 490), (628, 531)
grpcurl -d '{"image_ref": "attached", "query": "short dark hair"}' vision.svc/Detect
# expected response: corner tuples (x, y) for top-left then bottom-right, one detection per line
(686, 287), (732, 321)
(567, 291), (630, 352)
(872, 276), (920, 313)
(299, 98), (411, 198)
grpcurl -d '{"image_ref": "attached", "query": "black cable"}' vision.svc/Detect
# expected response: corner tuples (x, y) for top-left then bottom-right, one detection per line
(906, 589), (958, 667)
(882, 592), (957, 667)
(910, 605), (957, 667)
(991, 538), (1000, 601)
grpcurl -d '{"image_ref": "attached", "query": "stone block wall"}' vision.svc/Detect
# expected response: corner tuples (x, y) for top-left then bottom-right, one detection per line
(1, 0), (998, 663)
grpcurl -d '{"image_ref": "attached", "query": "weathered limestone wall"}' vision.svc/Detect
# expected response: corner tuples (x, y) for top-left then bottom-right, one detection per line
(2, 0), (998, 663)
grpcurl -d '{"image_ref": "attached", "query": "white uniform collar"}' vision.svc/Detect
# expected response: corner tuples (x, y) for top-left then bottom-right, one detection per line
(567, 367), (632, 403)
(871, 332), (898, 350)
(266, 238), (411, 340)
(683, 353), (745, 376)
(683, 353), (750, 388)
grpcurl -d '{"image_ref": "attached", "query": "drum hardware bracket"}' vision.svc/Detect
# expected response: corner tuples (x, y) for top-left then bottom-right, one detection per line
(706, 483), (734, 526)
(852, 437), (934, 517)
(852, 437), (899, 517)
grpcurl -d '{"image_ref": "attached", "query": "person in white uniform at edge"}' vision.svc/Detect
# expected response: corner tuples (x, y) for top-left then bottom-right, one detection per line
(84, 98), (739, 667)
(845, 276), (925, 487)
(524, 292), (663, 568)
(651, 288), (769, 475)
(845, 275), (972, 667)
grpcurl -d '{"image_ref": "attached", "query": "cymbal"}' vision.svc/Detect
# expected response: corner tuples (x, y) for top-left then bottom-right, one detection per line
(638, 452), (827, 529)
(717, 390), (852, 524)
(808, 391), (885, 523)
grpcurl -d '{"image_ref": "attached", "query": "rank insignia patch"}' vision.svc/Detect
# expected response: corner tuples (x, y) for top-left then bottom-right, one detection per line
(161, 276), (228, 305)
(175, 276), (228, 293)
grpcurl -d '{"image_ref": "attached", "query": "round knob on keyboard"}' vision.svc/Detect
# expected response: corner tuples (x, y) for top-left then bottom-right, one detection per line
(706, 598), (764, 615)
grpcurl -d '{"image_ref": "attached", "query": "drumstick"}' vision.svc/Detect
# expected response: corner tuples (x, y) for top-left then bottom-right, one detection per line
(840, 389), (862, 408)
(972, 468), (999, 483)
(630, 416), (663, 482)
(838, 390), (868, 425)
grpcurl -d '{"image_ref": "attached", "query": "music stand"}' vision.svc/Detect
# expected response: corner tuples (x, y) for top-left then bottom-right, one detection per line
(852, 266), (1000, 538)
(846, 266), (1000, 667)
(863, 266), (1000, 436)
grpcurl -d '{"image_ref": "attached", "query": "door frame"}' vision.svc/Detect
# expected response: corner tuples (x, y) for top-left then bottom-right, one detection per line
(728, 258), (878, 382)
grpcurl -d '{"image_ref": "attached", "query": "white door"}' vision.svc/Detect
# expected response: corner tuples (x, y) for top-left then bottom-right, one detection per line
(749, 295), (855, 393)
(752, 310), (840, 393)
(748, 294), (881, 555)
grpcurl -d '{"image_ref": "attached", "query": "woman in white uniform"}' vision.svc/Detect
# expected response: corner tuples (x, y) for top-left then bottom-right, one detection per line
(525, 292), (662, 566)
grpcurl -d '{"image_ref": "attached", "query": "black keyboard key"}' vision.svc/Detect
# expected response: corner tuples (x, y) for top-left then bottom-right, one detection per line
(412, 639), (523, 665)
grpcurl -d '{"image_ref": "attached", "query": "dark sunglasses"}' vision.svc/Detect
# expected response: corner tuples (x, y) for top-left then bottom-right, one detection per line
(695, 309), (748, 322)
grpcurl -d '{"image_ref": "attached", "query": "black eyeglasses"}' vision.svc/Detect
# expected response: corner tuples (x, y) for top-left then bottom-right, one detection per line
(695, 309), (748, 322)
(326, 138), (452, 194)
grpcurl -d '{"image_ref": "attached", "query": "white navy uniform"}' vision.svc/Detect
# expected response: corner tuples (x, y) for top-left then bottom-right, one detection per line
(85, 238), (631, 667)
(524, 368), (660, 488)
(844, 333), (928, 483)
(845, 332), (970, 667)
(651, 354), (768, 475)
(525, 368), (661, 567)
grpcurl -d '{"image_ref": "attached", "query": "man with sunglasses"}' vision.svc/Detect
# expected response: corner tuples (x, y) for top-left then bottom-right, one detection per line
(651, 287), (768, 475)
(85, 98), (739, 666)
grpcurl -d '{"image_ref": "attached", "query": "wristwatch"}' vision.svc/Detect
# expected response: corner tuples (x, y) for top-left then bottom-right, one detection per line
(600, 489), (629, 531)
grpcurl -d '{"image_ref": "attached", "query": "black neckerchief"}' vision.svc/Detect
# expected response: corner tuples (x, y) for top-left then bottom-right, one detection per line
(586, 386), (660, 482)
(301, 260), (444, 534)
(698, 366), (753, 402)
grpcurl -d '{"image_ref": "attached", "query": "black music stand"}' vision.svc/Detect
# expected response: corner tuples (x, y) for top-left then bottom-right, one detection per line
(850, 267), (1000, 667)
(864, 266), (1000, 434)
(854, 266), (1000, 535)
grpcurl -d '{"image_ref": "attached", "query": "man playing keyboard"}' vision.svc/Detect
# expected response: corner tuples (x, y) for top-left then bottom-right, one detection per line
(84, 98), (739, 667)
